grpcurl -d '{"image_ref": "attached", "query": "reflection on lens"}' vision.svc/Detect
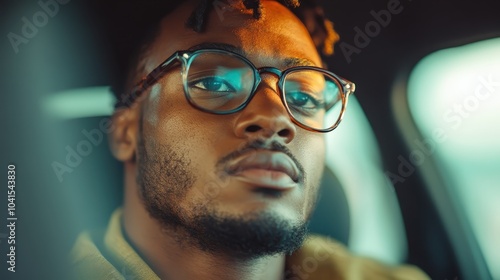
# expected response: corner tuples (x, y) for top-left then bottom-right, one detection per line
(186, 51), (254, 111)
(284, 70), (343, 130)
(183, 50), (347, 131)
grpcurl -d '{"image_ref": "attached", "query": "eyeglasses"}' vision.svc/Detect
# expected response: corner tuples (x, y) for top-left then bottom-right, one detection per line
(119, 48), (356, 133)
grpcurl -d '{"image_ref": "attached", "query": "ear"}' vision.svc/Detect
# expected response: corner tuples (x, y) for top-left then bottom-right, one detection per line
(109, 107), (139, 162)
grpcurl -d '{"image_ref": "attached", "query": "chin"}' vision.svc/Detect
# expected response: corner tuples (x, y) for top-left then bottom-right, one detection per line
(186, 207), (309, 259)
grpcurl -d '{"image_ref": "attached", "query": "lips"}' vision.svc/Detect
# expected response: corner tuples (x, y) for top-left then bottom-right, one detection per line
(225, 150), (300, 189)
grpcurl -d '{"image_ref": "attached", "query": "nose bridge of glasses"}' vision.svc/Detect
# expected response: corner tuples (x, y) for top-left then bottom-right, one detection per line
(254, 67), (283, 92)
(257, 67), (283, 77)
(244, 66), (289, 113)
(258, 67), (283, 83)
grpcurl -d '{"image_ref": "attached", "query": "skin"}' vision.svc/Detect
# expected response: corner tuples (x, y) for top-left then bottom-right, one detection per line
(110, 1), (326, 279)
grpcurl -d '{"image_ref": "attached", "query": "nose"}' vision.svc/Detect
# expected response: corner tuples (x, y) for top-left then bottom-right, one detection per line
(233, 75), (297, 144)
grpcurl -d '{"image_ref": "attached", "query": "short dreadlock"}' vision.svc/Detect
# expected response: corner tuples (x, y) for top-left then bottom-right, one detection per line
(96, 0), (339, 107)
(185, 0), (338, 55)
(186, 0), (300, 32)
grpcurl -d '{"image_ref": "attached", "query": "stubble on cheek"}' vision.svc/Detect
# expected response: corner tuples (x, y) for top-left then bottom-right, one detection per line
(136, 123), (198, 227)
(293, 135), (325, 219)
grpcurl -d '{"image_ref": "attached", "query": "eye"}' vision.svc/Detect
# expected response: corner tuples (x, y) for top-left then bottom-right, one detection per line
(191, 77), (236, 92)
(286, 91), (324, 112)
(286, 91), (321, 109)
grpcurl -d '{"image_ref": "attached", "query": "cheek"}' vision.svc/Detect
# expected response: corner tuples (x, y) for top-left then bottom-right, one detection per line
(293, 131), (326, 176)
(150, 111), (218, 176)
(142, 80), (237, 198)
(143, 75), (217, 149)
(291, 131), (325, 211)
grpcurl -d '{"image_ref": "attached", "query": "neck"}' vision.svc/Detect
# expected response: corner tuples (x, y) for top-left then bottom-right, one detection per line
(122, 163), (286, 280)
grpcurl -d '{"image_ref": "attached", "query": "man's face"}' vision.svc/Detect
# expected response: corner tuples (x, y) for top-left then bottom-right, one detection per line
(133, 0), (326, 257)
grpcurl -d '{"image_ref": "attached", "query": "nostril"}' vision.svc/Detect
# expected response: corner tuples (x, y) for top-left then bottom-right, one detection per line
(246, 125), (261, 133)
(277, 129), (291, 138)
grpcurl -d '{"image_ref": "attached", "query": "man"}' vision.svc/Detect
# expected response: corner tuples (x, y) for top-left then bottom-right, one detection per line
(71, 0), (429, 279)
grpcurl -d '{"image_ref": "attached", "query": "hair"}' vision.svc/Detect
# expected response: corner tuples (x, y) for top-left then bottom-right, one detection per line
(98, 0), (339, 107)
(186, 0), (300, 32)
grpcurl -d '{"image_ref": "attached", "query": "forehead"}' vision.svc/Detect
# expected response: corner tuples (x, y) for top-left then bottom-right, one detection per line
(142, 0), (322, 72)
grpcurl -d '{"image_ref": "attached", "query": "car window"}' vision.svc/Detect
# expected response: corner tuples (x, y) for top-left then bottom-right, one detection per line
(401, 37), (500, 279)
(326, 96), (407, 265)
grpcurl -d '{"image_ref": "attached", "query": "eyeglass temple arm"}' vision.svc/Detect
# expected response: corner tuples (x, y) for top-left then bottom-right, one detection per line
(115, 53), (182, 108)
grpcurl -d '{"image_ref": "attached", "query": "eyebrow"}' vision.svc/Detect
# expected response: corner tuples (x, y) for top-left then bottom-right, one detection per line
(187, 42), (318, 68)
(283, 57), (317, 67)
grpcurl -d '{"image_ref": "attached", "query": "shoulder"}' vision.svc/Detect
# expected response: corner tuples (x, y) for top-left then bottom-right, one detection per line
(286, 235), (430, 280)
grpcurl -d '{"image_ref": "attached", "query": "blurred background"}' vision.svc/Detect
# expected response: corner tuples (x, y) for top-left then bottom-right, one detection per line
(1, 0), (499, 279)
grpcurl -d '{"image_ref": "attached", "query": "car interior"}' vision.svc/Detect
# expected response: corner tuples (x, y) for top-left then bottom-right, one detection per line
(1, 0), (499, 279)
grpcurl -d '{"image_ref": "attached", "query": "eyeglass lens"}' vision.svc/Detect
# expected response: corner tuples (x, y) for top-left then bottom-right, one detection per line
(185, 51), (343, 130)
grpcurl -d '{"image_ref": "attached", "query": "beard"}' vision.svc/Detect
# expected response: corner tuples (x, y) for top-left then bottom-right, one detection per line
(136, 132), (308, 260)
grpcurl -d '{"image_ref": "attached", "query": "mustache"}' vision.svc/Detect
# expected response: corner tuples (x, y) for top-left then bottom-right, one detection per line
(216, 139), (306, 183)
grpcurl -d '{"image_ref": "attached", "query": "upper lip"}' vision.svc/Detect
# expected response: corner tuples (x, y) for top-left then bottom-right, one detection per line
(225, 150), (300, 182)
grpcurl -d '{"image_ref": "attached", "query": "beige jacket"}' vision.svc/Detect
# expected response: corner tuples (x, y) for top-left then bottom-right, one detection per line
(71, 209), (430, 279)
